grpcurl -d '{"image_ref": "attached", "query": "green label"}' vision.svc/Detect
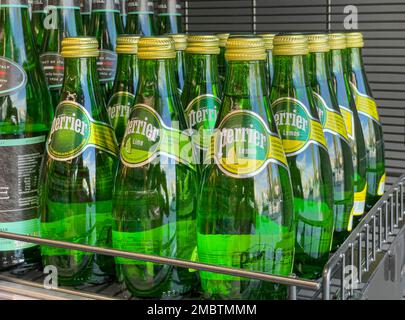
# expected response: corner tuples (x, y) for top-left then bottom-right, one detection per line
(313, 92), (349, 142)
(272, 97), (327, 157)
(211, 110), (288, 179)
(121, 104), (195, 170)
(185, 94), (221, 151)
(107, 91), (135, 143)
(0, 219), (40, 251)
(47, 101), (118, 161)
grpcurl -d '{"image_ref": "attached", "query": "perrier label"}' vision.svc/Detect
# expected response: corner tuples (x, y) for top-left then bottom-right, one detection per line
(307, 34), (354, 251)
(346, 32), (386, 213)
(271, 34), (334, 280)
(112, 37), (198, 300)
(198, 37), (295, 300)
(40, 37), (119, 286)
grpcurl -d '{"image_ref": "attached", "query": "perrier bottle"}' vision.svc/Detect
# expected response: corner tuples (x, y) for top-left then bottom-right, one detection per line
(181, 35), (221, 169)
(112, 37), (198, 299)
(41, 0), (83, 109)
(259, 33), (276, 88)
(0, 0), (53, 270)
(107, 35), (140, 144)
(125, 0), (156, 36)
(157, 0), (183, 35)
(270, 34), (334, 279)
(329, 33), (367, 229)
(90, 0), (123, 101)
(216, 33), (229, 90)
(346, 32), (386, 212)
(198, 37), (295, 300)
(39, 37), (119, 285)
(307, 34), (354, 250)
(31, 0), (47, 47)
(168, 34), (187, 94)
(80, 0), (91, 35)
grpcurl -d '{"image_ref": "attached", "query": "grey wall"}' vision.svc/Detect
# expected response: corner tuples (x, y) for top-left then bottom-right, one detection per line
(183, 0), (405, 187)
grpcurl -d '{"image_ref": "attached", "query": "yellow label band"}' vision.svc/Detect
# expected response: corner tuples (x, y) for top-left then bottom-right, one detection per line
(353, 183), (367, 216)
(310, 120), (328, 149)
(377, 173), (386, 196)
(340, 106), (355, 140)
(347, 207), (355, 232)
(350, 82), (380, 123)
(268, 135), (288, 167)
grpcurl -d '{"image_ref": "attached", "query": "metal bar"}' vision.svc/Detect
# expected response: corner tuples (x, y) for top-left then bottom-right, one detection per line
(357, 233), (362, 283)
(379, 207), (383, 250)
(0, 232), (319, 290)
(350, 243), (354, 297)
(340, 254), (346, 301)
(372, 215), (376, 261)
(390, 195), (394, 234)
(365, 224), (370, 271)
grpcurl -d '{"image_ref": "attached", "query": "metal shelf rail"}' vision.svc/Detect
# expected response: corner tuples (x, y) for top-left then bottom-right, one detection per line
(0, 175), (404, 300)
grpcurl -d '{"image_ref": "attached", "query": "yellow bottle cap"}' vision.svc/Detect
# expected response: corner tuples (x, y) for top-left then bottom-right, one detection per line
(61, 37), (99, 58)
(346, 32), (365, 48)
(328, 33), (347, 50)
(167, 34), (188, 51)
(225, 37), (267, 61)
(137, 37), (176, 60)
(185, 35), (220, 55)
(273, 34), (309, 56)
(307, 34), (330, 53)
(116, 35), (141, 55)
(216, 33), (230, 48)
(259, 34), (276, 50)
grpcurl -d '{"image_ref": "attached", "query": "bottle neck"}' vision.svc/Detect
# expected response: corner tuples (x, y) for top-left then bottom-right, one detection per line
(137, 58), (178, 98)
(347, 47), (363, 72)
(224, 60), (267, 98)
(272, 55), (309, 90)
(115, 53), (139, 90)
(308, 51), (331, 83)
(329, 48), (348, 78)
(347, 47), (370, 93)
(90, 10), (123, 37)
(185, 53), (220, 86)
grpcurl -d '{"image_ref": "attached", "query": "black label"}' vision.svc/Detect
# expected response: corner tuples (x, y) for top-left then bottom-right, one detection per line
(40, 53), (64, 90)
(0, 136), (46, 222)
(92, 0), (120, 11)
(97, 50), (117, 83)
(80, 0), (91, 14)
(0, 57), (27, 97)
(127, 0), (154, 14)
(48, 0), (80, 7)
(32, 0), (45, 12)
(0, 0), (29, 6)
(158, 0), (181, 15)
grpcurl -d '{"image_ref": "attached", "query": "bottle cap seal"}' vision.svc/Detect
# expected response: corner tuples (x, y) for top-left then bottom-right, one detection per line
(137, 37), (177, 59)
(225, 37), (267, 61)
(259, 34), (276, 50)
(216, 33), (230, 48)
(167, 34), (188, 51)
(273, 34), (309, 56)
(186, 35), (220, 55)
(346, 32), (364, 48)
(61, 37), (99, 58)
(328, 33), (347, 50)
(307, 34), (330, 53)
(116, 35), (141, 55)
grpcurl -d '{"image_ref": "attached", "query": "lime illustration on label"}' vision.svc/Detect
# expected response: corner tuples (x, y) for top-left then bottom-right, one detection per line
(313, 92), (349, 142)
(339, 106), (355, 141)
(213, 110), (287, 179)
(47, 101), (119, 161)
(350, 82), (380, 124)
(0, 56), (27, 97)
(272, 97), (327, 157)
(121, 104), (195, 169)
(185, 94), (221, 151)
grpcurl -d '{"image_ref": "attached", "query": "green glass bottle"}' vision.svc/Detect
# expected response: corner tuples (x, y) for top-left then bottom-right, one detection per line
(0, 0), (53, 270)
(120, 0), (126, 28)
(157, 0), (183, 35)
(31, 0), (47, 47)
(329, 33), (367, 229)
(41, 0), (84, 109)
(346, 33), (386, 213)
(107, 35), (139, 145)
(181, 35), (221, 170)
(198, 37), (295, 300)
(216, 33), (229, 90)
(168, 34), (187, 95)
(112, 37), (198, 299)
(307, 34), (354, 250)
(125, 0), (156, 36)
(80, 0), (91, 35)
(39, 37), (119, 285)
(259, 33), (275, 88)
(270, 35), (334, 279)
(89, 0), (123, 101)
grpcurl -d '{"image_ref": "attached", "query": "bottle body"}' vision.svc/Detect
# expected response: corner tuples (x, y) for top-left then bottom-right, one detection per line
(41, 0), (84, 109)
(90, 0), (124, 101)
(31, 0), (47, 47)
(157, 0), (183, 34)
(308, 51), (354, 250)
(125, 0), (156, 36)
(0, 1), (53, 270)
(330, 48), (367, 228)
(270, 53), (334, 279)
(175, 49), (186, 94)
(80, 0), (92, 35)
(120, 0), (127, 28)
(113, 55), (198, 299)
(198, 58), (295, 300)
(348, 47), (385, 212)
(40, 53), (118, 285)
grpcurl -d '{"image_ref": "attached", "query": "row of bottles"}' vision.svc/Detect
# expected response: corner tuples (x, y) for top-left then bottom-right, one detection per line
(0, 0), (385, 301)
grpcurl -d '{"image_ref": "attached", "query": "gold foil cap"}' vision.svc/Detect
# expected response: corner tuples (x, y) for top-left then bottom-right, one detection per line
(273, 34), (309, 56)
(225, 37), (267, 61)
(168, 34), (188, 51)
(346, 32), (364, 48)
(216, 33), (230, 48)
(259, 34), (276, 50)
(137, 37), (176, 60)
(329, 33), (347, 50)
(185, 35), (220, 55)
(307, 34), (330, 53)
(116, 35), (140, 55)
(61, 37), (99, 58)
